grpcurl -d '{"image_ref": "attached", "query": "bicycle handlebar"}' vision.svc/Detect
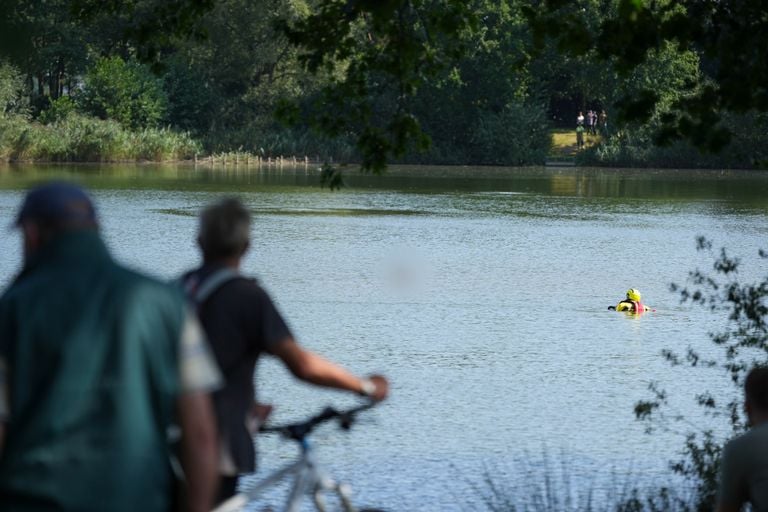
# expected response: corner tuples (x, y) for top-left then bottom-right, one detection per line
(259, 401), (376, 441)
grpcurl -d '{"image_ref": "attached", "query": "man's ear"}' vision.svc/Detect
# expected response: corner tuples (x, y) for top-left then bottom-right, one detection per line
(21, 221), (41, 257)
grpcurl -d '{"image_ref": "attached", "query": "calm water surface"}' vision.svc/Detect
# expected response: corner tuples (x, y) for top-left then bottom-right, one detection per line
(2, 164), (768, 510)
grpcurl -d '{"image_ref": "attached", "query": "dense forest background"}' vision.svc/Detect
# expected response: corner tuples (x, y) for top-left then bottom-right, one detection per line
(1, 0), (767, 168)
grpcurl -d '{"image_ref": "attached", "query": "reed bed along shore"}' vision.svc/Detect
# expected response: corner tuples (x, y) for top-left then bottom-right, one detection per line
(0, 114), (201, 163)
(0, 115), (335, 167)
(193, 152), (327, 168)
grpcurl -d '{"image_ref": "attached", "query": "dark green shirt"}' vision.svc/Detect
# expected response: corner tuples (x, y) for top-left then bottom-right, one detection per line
(0, 231), (185, 512)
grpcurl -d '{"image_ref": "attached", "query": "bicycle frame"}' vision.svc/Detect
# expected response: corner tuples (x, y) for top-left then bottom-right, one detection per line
(211, 404), (373, 512)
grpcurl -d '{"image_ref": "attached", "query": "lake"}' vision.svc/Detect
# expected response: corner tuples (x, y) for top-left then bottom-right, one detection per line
(2, 163), (768, 510)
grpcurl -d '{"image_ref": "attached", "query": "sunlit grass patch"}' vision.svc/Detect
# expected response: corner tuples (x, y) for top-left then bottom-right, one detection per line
(550, 129), (603, 158)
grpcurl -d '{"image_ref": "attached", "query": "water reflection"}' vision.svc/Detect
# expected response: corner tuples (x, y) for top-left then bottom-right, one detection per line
(1, 164), (768, 207)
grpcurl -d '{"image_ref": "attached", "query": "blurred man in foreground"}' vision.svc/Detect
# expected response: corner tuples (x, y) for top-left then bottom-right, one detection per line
(717, 366), (768, 512)
(180, 197), (388, 505)
(0, 182), (221, 512)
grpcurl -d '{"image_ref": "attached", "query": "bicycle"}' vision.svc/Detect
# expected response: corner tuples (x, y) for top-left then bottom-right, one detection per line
(211, 402), (384, 512)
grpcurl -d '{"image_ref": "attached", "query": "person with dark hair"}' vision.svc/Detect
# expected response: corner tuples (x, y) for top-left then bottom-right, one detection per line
(717, 366), (768, 512)
(598, 109), (608, 136)
(180, 197), (389, 505)
(0, 182), (222, 512)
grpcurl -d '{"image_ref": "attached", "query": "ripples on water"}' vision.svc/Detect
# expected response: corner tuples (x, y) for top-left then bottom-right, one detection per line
(2, 165), (768, 510)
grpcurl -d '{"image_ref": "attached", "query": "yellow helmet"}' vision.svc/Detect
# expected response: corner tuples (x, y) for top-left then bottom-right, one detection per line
(626, 288), (641, 302)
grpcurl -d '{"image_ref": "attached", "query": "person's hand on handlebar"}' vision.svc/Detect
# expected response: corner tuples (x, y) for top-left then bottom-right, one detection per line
(359, 374), (388, 401)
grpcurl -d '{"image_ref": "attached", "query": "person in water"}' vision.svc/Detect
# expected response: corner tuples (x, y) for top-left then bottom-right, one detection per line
(609, 288), (652, 313)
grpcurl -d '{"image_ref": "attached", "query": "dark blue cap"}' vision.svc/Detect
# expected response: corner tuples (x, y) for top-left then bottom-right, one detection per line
(15, 181), (97, 226)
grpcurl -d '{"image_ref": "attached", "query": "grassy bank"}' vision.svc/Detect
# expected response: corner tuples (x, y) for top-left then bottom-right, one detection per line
(549, 129), (603, 161)
(0, 114), (201, 163)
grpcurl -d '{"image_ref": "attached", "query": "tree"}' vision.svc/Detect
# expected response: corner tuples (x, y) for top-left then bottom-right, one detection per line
(276, 0), (480, 173)
(3, 0), (767, 168)
(0, 61), (28, 118)
(78, 56), (167, 130)
(162, 0), (328, 154)
(523, 0), (768, 153)
(405, 2), (551, 165)
(0, 0), (89, 113)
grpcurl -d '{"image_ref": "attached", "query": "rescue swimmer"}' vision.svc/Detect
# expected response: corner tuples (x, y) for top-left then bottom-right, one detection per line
(608, 288), (653, 314)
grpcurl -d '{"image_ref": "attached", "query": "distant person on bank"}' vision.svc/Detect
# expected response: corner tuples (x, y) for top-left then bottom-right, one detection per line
(598, 109), (608, 135)
(0, 182), (222, 512)
(179, 197), (389, 505)
(717, 366), (768, 512)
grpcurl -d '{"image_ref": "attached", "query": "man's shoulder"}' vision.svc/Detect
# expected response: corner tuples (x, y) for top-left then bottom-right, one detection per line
(724, 425), (768, 460)
(116, 264), (180, 290)
(186, 267), (264, 295)
(112, 265), (187, 310)
(220, 274), (263, 293)
(739, 424), (768, 442)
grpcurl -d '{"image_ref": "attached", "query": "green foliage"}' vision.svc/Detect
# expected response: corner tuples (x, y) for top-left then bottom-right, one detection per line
(616, 487), (685, 512)
(5, 0), (768, 167)
(576, 39), (768, 169)
(79, 56), (167, 130)
(470, 456), (693, 512)
(0, 116), (27, 161)
(0, 112), (200, 162)
(629, 237), (768, 510)
(39, 96), (77, 124)
(580, 111), (768, 169)
(70, 0), (216, 64)
(397, 4), (550, 166)
(164, 0), (322, 154)
(0, 61), (28, 117)
(406, 99), (550, 165)
(0, 0), (216, 67)
(162, 57), (214, 134)
(523, 0), (768, 153)
(278, 0), (479, 172)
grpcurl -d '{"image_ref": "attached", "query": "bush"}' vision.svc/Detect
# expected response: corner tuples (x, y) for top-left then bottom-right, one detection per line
(469, 456), (694, 512)
(0, 61), (28, 118)
(78, 56), (168, 131)
(0, 115), (26, 161)
(578, 112), (768, 169)
(467, 103), (551, 166)
(39, 96), (78, 125)
(131, 127), (201, 161)
(401, 98), (552, 166)
(0, 112), (201, 162)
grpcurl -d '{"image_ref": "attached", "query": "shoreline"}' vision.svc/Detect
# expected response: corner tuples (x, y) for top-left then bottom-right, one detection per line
(1, 160), (765, 176)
